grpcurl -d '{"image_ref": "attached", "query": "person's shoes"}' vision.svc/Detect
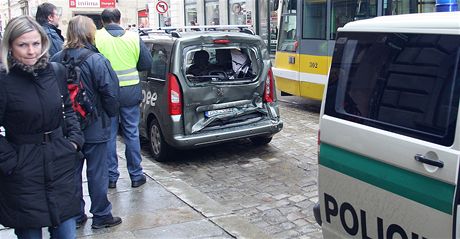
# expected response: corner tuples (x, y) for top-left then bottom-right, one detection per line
(131, 175), (146, 188)
(91, 216), (122, 229)
(108, 181), (117, 189)
(76, 214), (88, 229)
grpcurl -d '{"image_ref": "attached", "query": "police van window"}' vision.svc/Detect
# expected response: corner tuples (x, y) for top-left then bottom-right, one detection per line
(325, 32), (460, 146)
(149, 45), (168, 79)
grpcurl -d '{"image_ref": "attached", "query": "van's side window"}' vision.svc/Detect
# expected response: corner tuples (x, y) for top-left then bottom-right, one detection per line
(149, 45), (169, 79)
(325, 32), (460, 146)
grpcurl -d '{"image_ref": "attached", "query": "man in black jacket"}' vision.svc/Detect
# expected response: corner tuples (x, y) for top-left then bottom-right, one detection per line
(36, 3), (64, 56)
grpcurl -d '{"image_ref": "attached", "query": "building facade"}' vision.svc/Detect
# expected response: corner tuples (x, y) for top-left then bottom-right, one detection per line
(0, 0), (278, 51)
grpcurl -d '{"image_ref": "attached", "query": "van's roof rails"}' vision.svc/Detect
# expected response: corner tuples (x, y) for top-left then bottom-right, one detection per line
(170, 31), (181, 38)
(139, 28), (167, 36)
(158, 24), (254, 35)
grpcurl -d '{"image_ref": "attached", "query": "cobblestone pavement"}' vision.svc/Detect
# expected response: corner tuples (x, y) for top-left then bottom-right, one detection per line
(140, 96), (324, 239)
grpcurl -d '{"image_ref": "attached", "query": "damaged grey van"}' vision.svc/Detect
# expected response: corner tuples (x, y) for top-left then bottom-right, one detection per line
(139, 31), (283, 161)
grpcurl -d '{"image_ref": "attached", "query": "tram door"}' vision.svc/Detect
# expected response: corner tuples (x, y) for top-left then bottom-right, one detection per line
(274, 0), (301, 96)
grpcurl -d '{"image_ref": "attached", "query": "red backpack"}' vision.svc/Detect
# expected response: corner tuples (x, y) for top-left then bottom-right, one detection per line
(52, 49), (97, 129)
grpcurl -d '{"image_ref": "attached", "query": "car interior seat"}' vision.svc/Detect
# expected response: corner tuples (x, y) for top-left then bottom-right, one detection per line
(187, 50), (210, 76)
(214, 49), (233, 71)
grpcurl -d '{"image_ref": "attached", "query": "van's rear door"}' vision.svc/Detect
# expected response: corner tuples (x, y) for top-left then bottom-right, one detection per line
(319, 31), (460, 238)
(177, 34), (274, 135)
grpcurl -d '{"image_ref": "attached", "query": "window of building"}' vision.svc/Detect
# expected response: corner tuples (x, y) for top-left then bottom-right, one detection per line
(160, 16), (171, 27)
(229, 0), (251, 25)
(205, 0), (220, 25)
(185, 0), (198, 26)
(258, 0), (270, 50)
(138, 9), (148, 28)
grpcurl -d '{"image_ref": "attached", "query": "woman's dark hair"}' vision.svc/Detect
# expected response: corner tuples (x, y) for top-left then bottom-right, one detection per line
(101, 8), (121, 24)
(35, 3), (56, 25)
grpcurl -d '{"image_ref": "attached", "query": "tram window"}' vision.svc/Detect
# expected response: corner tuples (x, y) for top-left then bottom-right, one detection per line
(383, 0), (435, 15)
(302, 0), (326, 39)
(288, 0), (297, 10)
(278, 0), (298, 52)
(330, 0), (377, 39)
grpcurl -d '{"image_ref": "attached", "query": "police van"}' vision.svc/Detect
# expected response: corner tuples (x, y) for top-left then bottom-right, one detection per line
(314, 12), (460, 238)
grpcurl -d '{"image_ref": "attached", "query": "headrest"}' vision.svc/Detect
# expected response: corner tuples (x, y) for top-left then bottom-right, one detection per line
(193, 50), (209, 63)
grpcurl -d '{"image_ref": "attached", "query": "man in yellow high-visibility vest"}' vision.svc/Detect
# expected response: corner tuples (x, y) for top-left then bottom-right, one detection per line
(95, 8), (152, 190)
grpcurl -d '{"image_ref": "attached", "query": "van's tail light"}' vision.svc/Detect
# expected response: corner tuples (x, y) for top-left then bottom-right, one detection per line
(263, 68), (275, 103)
(168, 73), (182, 115)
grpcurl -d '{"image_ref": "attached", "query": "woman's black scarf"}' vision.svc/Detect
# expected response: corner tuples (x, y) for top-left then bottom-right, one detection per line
(8, 53), (49, 74)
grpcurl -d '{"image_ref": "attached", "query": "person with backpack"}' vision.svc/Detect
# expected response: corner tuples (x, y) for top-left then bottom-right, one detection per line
(35, 3), (64, 57)
(95, 8), (152, 189)
(51, 15), (122, 229)
(0, 15), (84, 238)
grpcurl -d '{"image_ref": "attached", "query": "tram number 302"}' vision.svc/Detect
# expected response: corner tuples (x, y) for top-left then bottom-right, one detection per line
(309, 62), (318, 68)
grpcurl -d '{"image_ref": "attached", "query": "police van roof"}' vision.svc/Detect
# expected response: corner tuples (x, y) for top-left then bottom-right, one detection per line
(339, 12), (460, 35)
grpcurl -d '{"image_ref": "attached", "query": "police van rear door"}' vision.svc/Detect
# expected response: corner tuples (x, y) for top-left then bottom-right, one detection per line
(319, 31), (460, 238)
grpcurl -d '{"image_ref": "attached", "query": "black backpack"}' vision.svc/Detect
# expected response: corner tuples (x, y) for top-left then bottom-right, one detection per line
(52, 49), (97, 129)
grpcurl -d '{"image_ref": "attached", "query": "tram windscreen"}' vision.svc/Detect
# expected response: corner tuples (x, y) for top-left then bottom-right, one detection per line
(330, 0), (377, 39)
(383, 0), (436, 15)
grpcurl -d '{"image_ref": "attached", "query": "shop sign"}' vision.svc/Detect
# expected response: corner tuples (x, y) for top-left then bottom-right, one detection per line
(69, 0), (115, 8)
(138, 9), (148, 17)
(100, 0), (116, 8)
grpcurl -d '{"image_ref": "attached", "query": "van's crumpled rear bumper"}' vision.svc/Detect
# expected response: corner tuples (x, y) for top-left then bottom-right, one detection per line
(170, 119), (283, 148)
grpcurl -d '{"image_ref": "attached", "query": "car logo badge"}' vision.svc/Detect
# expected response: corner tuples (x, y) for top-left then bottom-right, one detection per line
(216, 88), (224, 97)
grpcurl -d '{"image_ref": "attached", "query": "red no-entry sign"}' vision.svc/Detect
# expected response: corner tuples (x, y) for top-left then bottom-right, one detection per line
(156, 1), (168, 14)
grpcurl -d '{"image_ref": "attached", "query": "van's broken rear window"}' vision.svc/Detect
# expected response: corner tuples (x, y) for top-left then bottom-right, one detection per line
(184, 46), (260, 84)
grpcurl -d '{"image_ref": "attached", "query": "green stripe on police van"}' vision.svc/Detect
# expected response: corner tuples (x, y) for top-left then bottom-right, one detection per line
(319, 143), (455, 215)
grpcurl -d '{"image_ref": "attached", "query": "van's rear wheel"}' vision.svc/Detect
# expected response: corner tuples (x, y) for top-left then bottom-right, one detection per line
(149, 119), (172, 162)
(250, 136), (273, 146)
